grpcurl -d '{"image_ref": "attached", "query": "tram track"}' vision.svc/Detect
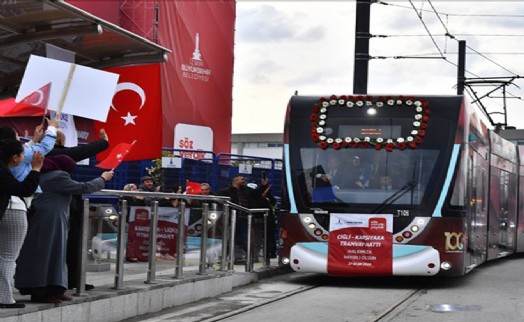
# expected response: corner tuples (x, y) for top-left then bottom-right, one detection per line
(205, 275), (439, 322)
(372, 278), (440, 322)
(128, 274), (441, 322)
(203, 283), (323, 322)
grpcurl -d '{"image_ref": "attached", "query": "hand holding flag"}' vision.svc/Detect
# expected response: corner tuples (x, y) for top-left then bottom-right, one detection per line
(95, 141), (135, 170)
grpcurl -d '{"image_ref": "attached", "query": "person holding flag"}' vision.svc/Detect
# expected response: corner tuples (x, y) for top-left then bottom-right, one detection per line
(0, 115), (59, 182)
(15, 155), (114, 303)
(46, 128), (110, 292)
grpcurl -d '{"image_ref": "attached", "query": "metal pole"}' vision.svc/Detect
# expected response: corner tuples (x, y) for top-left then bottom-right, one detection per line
(457, 40), (466, 95)
(246, 213), (253, 272)
(229, 209), (237, 270)
(113, 200), (127, 289)
(75, 198), (89, 296)
(146, 201), (159, 284)
(263, 211), (269, 268)
(210, 203), (218, 269)
(198, 203), (209, 275)
(175, 201), (186, 279)
(353, 0), (371, 95)
(220, 204), (230, 271)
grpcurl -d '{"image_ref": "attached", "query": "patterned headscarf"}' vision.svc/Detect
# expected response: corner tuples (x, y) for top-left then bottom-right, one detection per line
(42, 154), (76, 174)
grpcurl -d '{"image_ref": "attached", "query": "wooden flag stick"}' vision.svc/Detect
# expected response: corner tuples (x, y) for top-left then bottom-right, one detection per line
(56, 63), (76, 117)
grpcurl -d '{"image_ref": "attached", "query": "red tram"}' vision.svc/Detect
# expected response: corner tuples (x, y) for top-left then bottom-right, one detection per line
(279, 94), (524, 276)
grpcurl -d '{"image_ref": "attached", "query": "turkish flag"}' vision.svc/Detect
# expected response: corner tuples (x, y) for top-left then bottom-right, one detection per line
(95, 142), (134, 170)
(94, 64), (162, 162)
(185, 181), (202, 194)
(0, 83), (51, 117)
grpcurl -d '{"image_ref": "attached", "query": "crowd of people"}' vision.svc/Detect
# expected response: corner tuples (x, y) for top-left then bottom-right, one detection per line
(121, 175), (277, 263)
(0, 118), (278, 309)
(0, 117), (113, 308)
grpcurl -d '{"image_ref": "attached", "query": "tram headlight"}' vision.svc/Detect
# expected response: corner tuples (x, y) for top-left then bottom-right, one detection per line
(441, 261), (452, 270)
(282, 257), (290, 264)
(411, 225), (419, 232)
(303, 216), (312, 223)
(308, 223), (316, 229)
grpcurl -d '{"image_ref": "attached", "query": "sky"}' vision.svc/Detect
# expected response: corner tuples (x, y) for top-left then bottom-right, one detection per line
(231, 1), (524, 134)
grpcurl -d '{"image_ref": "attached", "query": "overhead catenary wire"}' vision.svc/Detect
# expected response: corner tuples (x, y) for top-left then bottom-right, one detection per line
(375, 0), (524, 78)
(376, 0), (524, 18)
(371, 0), (524, 127)
(423, 0), (523, 105)
(407, 0), (445, 59)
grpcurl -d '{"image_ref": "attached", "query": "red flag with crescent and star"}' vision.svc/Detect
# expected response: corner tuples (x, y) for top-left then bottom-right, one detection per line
(0, 82), (51, 117)
(95, 141), (134, 170)
(94, 64), (162, 162)
(185, 180), (202, 194)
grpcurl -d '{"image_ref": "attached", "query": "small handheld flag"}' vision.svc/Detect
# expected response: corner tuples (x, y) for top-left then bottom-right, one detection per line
(185, 180), (202, 195)
(95, 141), (134, 170)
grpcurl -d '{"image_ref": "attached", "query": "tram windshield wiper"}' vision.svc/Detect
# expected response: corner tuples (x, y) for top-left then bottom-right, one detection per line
(370, 181), (417, 214)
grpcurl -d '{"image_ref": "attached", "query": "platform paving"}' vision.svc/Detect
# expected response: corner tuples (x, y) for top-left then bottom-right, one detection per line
(0, 259), (289, 322)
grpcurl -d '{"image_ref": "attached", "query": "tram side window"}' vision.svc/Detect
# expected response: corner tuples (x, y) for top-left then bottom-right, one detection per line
(450, 157), (466, 207)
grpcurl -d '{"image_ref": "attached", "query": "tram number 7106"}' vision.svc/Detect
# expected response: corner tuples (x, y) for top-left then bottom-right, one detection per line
(396, 210), (410, 217)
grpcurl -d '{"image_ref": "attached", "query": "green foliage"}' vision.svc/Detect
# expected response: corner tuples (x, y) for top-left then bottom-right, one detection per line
(145, 150), (174, 188)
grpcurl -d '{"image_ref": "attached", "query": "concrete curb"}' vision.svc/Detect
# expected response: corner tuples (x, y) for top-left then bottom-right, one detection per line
(0, 264), (291, 322)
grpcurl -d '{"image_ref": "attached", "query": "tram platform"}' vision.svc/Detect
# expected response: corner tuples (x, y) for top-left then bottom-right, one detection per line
(0, 258), (289, 322)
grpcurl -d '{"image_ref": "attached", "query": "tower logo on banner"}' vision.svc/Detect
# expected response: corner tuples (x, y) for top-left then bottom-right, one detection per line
(181, 32), (212, 82)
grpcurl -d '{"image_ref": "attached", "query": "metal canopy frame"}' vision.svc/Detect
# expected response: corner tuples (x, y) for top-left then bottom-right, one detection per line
(0, 0), (171, 96)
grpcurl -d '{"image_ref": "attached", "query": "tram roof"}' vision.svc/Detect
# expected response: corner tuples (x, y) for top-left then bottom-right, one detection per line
(0, 0), (171, 97)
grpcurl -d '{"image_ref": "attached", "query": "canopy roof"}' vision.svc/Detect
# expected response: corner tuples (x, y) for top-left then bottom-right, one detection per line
(0, 0), (170, 96)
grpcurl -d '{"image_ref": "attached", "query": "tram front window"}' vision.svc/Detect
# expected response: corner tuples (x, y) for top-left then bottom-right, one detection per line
(300, 148), (439, 205)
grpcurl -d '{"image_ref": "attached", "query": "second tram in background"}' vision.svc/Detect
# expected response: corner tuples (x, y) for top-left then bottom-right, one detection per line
(279, 94), (524, 276)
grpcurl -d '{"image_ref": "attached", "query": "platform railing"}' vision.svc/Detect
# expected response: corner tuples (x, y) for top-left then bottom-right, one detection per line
(79, 189), (269, 291)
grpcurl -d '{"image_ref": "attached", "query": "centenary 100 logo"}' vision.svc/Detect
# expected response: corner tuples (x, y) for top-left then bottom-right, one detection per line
(444, 232), (464, 252)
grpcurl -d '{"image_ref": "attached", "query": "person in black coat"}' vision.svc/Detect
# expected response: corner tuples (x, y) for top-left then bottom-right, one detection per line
(0, 138), (43, 308)
(218, 175), (269, 260)
(46, 129), (109, 291)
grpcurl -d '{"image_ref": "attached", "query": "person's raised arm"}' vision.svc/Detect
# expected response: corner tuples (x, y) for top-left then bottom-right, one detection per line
(25, 115), (59, 157)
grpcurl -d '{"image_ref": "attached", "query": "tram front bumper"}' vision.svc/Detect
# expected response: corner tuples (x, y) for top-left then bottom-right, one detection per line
(289, 242), (440, 276)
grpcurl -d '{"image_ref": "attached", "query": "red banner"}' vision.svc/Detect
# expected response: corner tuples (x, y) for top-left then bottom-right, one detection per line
(158, 1), (235, 153)
(94, 64), (162, 162)
(328, 214), (393, 276)
(126, 206), (189, 261)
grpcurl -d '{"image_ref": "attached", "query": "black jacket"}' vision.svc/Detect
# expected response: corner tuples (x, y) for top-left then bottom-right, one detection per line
(218, 184), (267, 208)
(47, 139), (109, 162)
(0, 161), (40, 219)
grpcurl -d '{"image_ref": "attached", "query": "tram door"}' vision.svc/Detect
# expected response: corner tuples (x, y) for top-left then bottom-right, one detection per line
(466, 150), (488, 266)
(517, 146), (524, 252)
(487, 156), (518, 260)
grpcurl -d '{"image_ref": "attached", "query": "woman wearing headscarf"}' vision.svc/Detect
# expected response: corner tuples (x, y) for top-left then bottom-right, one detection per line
(0, 138), (43, 309)
(15, 155), (113, 303)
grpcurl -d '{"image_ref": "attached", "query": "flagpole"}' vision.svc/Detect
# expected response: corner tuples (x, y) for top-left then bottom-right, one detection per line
(56, 63), (76, 117)
(41, 98), (49, 127)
